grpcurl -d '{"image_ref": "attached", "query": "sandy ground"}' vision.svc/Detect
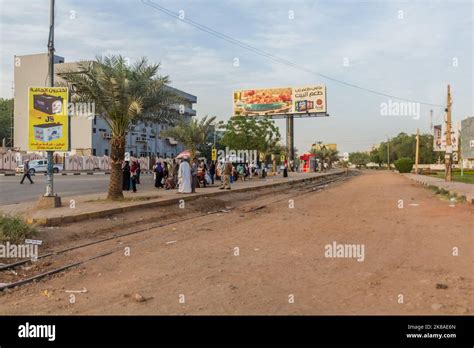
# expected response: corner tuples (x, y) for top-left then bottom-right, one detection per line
(0, 171), (472, 315)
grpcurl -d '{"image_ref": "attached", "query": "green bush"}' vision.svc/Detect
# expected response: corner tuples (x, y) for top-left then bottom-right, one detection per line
(394, 158), (414, 173)
(0, 215), (37, 244)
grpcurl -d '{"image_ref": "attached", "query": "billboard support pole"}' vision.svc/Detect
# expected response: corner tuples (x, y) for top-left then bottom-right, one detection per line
(45, 0), (55, 197)
(286, 115), (294, 170)
(415, 128), (420, 174)
(38, 0), (61, 208)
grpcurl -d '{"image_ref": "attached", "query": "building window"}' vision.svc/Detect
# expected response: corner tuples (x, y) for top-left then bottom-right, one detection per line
(104, 149), (109, 156)
(93, 149), (96, 156)
(93, 117), (96, 125)
(93, 128), (96, 133)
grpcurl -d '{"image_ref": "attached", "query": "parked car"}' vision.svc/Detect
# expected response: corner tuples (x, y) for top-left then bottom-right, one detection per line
(16, 159), (63, 174)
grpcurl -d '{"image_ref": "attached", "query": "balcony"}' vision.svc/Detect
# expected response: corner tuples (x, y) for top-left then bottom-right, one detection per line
(136, 136), (148, 143)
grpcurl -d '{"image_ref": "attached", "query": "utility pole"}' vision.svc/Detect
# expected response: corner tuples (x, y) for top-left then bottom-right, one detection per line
(459, 133), (464, 176)
(430, 109), (433, 132)
(387, 137), (390, 170)
(38, 0), (61, 208)
(415, 128), (420, 174)
(45, 0), (55, 197)
(10, 81), (14, 148)
(286, 115), (294, 171)
(445, 84), (452, 182)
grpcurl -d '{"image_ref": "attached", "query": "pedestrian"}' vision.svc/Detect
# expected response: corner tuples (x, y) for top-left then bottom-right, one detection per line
(164, 161), (169, 178)
(216, 161), (222, 182)
(220, 159), (233, 190)
(209, 160), (216, 185)
(130, 160), (138, 193)
(164, 162), (174, 190)
(244, 163), (250, 180)
(178, 158), (192, 193)
(136, 161), (141, 184)
(283, 160), (288, 178)
(172, 159), (179, 188)
(260, 162), (267, 179)
(198, 160), (207, 188)
(20, 160), (34, 184)
(191, 157), (199, 193)
(154, 162), (164, 188)
(122, 160), (131, 191)
(237, 163), (245, 181)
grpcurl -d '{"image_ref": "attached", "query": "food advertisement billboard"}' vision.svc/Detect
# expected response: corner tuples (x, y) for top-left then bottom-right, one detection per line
(233, 85), (326, 116)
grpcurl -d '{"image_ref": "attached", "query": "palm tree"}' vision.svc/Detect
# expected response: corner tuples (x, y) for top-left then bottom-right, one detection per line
(310, 146), (339, 168)
(58, 55), (182, 200)
(161, 115), (217, 159)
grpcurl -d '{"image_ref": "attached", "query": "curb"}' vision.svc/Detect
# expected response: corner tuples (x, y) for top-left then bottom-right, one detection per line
(26, 171), (346, 226)
(403, 174), (474, 204)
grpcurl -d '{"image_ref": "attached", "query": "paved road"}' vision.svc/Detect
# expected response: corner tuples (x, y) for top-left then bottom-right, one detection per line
(0, 174), (154, 206)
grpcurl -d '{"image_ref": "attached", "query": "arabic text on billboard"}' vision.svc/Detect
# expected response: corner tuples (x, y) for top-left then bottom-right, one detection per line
(233, 85), (326, 116)
(28, 87), (69, 151)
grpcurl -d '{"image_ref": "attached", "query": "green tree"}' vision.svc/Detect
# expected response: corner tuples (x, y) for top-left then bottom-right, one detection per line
(161, 115), (217, 159)
(349, 151), (370, 168)
(369, 147), (382, 167)
(376, 133), (438, 166)
(58, 55), (181, 200)
(220, 117), (281, 162)
(0, 98), (13, 146)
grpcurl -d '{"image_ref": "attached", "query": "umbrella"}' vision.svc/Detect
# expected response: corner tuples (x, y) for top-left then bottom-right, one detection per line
(176, 150), (200, 159)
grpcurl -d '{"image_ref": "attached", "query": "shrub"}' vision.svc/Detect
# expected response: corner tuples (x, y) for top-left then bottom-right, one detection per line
(394, 158), (414, 173)
(0, 215), (37, 244)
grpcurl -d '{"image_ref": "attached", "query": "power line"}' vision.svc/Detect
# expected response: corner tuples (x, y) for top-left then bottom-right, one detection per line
(141, 0), (445, 108)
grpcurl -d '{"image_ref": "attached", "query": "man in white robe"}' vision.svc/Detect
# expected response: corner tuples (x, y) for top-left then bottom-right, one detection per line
(178, 159), (192, 193)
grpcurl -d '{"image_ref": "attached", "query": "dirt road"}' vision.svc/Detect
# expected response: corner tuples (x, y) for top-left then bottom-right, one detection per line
(1, 171), (472, 315)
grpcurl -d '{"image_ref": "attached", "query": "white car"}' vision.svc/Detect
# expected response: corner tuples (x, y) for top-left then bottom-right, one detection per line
(16, 159), (63, 174)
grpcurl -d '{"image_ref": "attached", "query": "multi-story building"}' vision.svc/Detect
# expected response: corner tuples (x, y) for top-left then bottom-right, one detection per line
(14, 53), (196, 157)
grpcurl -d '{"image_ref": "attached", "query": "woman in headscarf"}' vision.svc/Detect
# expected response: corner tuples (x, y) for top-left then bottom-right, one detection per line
(122, 160), (131, 191)
(130, 160), (138, 193)
(154, 161), (164, 188)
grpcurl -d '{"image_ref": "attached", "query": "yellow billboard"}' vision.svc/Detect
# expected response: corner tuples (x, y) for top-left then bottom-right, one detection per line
(28, 86), (69, 151)
(233, 85), (326, 116)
